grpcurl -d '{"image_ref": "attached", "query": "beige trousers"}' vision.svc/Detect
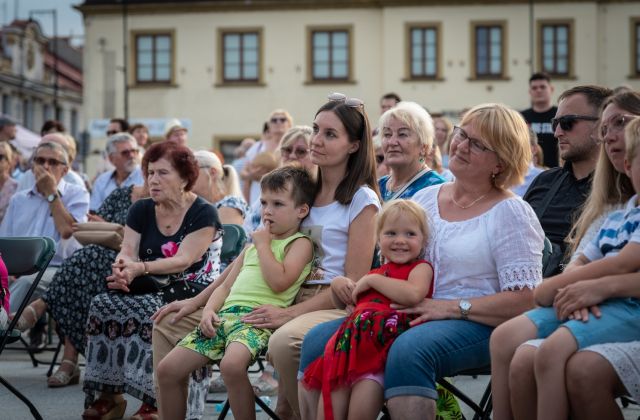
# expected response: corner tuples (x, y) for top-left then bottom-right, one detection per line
(152, 308), (203, 371)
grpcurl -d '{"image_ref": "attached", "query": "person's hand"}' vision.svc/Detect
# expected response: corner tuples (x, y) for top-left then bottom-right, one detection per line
(151, 297), (199, 324)
(33, 165), (57, 196)
(242, 304), (293, 329)
(392, 298), (453, 326)
(553, 279), (608, 320)
(331, 276), (356, 306)
(566, 306), (602, 322)
(88, 213), (106, 222)
(199, 308), (221, 338)
(106, 259), (142, 292)
(351, 277), (370, 302)
(252, 222), (272, 248)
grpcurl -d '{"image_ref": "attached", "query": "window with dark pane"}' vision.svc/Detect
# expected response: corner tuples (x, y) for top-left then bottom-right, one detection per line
(542, 23), (570, 76)
(223, 32), (259, 82)
(410, 27), (438, 78)
(312, 30), (350, 80)
(135, 34), (172, 83)
(475, 25), (503, 77)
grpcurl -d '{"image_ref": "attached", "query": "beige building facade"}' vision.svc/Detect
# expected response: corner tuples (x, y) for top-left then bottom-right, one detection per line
(78, 0), (640, 162)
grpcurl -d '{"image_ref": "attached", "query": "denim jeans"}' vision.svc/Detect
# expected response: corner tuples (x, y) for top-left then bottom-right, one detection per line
(299, 317), (493, 401)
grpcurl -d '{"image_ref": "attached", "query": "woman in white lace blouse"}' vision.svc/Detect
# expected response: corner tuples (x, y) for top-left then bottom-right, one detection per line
(384, 104), (544, 420)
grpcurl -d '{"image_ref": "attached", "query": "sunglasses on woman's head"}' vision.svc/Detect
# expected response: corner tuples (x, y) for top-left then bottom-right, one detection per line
(328, 92), (364, 108)
(551, 115), (599, 132)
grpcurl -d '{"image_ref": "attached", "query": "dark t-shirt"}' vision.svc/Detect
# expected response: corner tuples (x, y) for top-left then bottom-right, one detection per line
(126, 196), (221, 275)
(523, 162), (592, 257)
(521, 106), (558, 168)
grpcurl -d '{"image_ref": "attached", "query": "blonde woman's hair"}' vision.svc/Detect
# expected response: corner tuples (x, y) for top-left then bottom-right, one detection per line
(379, 101), (435, 152)
(194, 150), (242, 198)
(269, 109), (294, 126)
(430, 145), (444, 173)
(280, 125), (313, 150)
(0, 142), (13, 164)
(460, 103), (531, 189)
(567, 91), (640, 255)
(376, 199), (430, 252)
(625, 117), (640, 162)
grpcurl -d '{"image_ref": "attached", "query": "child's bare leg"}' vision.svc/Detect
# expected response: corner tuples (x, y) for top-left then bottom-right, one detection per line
(156, 347), (210, 420)
(534, 328), (578, 420)
(490, 315), (538, 420)
(347, 379), (383, 420)
(509, 345), (537, 420)
(326, 386), (350, 420)
(298, 384), (321, 420)
(220, 342), (256, 420)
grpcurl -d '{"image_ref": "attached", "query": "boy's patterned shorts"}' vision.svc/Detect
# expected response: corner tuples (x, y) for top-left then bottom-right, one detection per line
(178, 305), (271, 363)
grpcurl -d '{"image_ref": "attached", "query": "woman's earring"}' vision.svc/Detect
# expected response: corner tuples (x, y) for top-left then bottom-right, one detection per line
(419, 155), (425, 164)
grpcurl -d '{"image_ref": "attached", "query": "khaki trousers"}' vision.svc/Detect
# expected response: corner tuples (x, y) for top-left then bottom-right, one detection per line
(152, 308), (203, 371)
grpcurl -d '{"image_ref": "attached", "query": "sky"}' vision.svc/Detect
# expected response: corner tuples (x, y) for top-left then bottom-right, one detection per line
(1, 0), (85, 45)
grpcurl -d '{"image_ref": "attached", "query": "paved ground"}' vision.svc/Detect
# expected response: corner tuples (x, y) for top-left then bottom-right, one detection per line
(1, 342), (639, 419)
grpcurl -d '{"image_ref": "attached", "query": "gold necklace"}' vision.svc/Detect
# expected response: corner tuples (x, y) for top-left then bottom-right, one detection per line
(451, 191), (490, 210)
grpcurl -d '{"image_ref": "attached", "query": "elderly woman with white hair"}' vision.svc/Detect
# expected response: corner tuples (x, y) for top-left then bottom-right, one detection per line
(378, 101), (446, 201)
(191, 150), (248, 226)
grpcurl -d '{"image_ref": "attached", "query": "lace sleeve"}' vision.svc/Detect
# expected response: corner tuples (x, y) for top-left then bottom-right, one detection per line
(489, 198), (545, 291)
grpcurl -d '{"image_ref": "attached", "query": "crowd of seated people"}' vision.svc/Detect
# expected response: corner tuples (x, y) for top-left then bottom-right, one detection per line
(0, 79), (639, 420)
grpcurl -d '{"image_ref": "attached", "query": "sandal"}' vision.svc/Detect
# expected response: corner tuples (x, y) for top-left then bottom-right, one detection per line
(251, 375), (279, 396)
(47, 359), (80, 388)
(11, 305), (39, 331)
(81, 398), (127, 420)
(130, 402), (158, 420)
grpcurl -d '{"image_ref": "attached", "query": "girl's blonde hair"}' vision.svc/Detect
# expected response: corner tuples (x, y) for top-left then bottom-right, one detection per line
(625, 117), (640, 162)
(376, 200), (429, 261)
(567, 91), (640, 255)
(194, 150), (242, 198)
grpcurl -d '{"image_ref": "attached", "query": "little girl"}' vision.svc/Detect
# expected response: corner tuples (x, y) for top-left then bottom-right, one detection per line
(302, 200), (434, 420)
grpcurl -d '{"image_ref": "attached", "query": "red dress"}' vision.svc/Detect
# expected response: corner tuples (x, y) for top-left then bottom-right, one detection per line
(302, 259), (433, 420)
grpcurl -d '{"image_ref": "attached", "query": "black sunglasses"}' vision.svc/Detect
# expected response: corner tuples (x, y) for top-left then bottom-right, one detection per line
(551, 115), (599, 132)
(375, 155), (384, 164)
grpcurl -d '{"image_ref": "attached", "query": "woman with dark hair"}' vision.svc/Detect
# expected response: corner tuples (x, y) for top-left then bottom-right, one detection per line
(81, 142), (222, 420)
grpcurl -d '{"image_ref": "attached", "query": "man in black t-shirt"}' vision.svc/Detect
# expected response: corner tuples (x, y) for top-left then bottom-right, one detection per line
(524, 85), (612, 276)
(521, 73), (558, 168)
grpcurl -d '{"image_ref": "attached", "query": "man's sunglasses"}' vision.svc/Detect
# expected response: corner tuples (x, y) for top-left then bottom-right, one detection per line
(551, 115), (599, 132)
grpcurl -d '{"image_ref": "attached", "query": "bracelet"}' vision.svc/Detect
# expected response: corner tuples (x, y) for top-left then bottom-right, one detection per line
(142, 261), (150, 276)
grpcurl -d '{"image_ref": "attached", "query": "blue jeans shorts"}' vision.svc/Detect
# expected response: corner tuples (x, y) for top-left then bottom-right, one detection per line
(524, 298), (640, 349)
(298, 317), (493, 400)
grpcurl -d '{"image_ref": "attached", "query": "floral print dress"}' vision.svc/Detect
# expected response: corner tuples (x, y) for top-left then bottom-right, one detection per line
(82, 197), (222, 410)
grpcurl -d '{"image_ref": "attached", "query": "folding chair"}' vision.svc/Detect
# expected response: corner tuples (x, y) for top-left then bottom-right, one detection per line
(220, 224), (248, 265)
(0, 236), (56, 420)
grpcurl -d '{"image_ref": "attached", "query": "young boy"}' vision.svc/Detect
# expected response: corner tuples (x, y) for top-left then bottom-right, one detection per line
(491, 116), (640, 420)
(156, 166), (315, 420)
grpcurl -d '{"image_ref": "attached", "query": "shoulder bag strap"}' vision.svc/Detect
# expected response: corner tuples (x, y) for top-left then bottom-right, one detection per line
(534, 171), (569, 220)
(389, 168), (431, 201)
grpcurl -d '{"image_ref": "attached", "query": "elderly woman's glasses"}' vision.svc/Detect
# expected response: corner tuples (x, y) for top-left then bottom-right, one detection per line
(280, 147), (309, 158)
(599, 114), (638, 140)
(453, 127), (494, 154)
(33, 156), (66, 167)
(270, 117), (288, 124)
(328, 92), (364, 108)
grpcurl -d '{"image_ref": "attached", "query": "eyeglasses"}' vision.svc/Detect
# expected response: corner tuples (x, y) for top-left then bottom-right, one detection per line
(551, 115), (599, 132)
(0, 155), (7, 162)
(328, 92), (364, 108)
(33, 156), (66, 167)
(280, 147), (309, 158)
(452, 126), (495, 154)
(599, 114), (638, 140)
(270, 117), (288, 124)
(118, 148), (140, 158)
(375, 155), (385, 164)
(106, 130), (118, 136)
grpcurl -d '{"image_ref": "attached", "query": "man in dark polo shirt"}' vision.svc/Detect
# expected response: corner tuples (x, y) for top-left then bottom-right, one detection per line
(524, 85), (612, 275)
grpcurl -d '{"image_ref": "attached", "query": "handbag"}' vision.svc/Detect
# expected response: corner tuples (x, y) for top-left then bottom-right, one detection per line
(73, 222), (124, 251)
(128, 274), (172, 294)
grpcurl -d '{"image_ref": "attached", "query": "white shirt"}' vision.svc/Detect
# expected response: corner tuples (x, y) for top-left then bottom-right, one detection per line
(301, 186), (381, 285)
(0, 178), (89, 266)
(90, 167), (144, 211)
(412, 184), (544, 299)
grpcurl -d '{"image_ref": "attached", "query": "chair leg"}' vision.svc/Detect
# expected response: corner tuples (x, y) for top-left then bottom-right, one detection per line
(255, 395), (280, 420)
(47, 340), (63, 377)
(18, 337), (39, 367)
(0, 374), (44, 420)
(216, 399), (231, 420)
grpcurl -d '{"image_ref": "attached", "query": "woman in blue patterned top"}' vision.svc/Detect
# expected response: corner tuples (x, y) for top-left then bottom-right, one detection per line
(377, 102), (446, 201)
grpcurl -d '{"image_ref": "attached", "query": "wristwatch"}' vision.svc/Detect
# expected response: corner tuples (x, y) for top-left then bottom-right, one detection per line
(459, 299), (472, 320)
(46, 193), (58, 203)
